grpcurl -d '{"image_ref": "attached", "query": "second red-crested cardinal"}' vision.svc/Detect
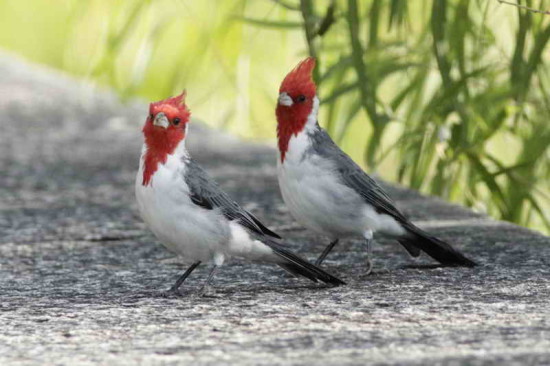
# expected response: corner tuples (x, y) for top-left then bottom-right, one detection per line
(275, 58), (477, 273)
(135, 91), (344, 295)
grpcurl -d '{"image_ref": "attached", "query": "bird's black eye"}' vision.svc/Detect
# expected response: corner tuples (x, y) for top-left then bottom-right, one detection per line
(149, 113), (154, 120)
(296, 95), (306, 103)
(173, 118), (181, 125)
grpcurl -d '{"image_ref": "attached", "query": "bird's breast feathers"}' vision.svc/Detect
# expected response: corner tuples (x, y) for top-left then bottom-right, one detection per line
(277, 128), (405, 238)
(278, 130), (362, 236)
(135, 145), (229, 260)
(135, 144), (275, 263)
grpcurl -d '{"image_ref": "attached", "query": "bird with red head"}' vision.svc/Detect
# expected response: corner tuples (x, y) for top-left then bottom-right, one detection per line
(274, 57), (477, 273)
(275, 57), (317, 163)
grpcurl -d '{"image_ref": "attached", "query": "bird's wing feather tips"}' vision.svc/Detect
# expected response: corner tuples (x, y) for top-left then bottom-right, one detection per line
(399, 240), (422, 257)
(184, 159), (282, 239)
(261, 237), (346, 286)
(184, 159), (344, 285)
(310, 127), (477, 267)
(399, 223), (477, 267)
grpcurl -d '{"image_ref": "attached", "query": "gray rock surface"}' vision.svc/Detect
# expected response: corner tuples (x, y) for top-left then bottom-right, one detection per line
(1, 52), (549, 365)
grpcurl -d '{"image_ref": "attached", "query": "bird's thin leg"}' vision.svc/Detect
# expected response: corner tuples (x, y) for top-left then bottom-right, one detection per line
(199, 265), (219, 297)
(315, 239), (339, 266)
(163, 261), (201, 297)
(364, 230), (374, 275)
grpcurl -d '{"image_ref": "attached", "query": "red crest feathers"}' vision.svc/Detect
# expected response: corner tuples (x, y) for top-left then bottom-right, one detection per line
(149, 90), (190, 122)
(279, 57), (316, 97)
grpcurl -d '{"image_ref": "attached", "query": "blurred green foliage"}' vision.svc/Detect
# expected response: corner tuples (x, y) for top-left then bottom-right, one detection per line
(0, 0), (548, 234)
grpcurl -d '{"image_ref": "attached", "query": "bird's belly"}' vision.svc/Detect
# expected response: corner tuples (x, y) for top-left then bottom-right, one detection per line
(135, 170), (228, 262)
(278, 159), (366, 238)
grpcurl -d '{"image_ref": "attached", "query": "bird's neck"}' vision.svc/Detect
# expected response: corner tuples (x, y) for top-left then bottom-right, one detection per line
(277, 96), (319, 163)
(142, 136), (187, 186)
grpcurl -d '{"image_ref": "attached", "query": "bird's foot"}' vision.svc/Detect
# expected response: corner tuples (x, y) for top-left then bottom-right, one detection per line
(159, 287), (183, 298)
(315, 239), (339, 266)
(364, 233), (373, 275)
(365, 257), (373, 275)
(198, 285), (217, 298)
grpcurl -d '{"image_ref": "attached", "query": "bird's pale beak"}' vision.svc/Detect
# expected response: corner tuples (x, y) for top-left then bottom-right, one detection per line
(153, 112), (170, 128)
(278, 92), (293, 107)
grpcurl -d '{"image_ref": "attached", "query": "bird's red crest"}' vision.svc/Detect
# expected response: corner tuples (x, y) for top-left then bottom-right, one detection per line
(279, 57), (316, 97)
(142, 91), (191, 186)
(276, 57), (318, 162)
(148, 91), (190, 120)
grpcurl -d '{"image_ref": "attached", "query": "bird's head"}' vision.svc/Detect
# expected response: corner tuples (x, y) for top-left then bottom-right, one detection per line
(141, 91), (191, 186)
(275, 57), (318, 161)
(142, 90), (191, 152)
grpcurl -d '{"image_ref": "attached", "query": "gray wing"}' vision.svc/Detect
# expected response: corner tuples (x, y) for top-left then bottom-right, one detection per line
(184, 159), (281, 239)
(309, 126), (409, 225)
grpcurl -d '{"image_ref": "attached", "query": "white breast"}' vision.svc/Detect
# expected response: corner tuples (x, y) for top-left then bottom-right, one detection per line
(135, 145), (229, 263)
(277, 129), (366, 238)
(277, 122), (405, 239)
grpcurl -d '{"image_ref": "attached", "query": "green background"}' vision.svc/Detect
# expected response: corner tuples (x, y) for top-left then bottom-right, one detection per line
(1, 0), (548, 234)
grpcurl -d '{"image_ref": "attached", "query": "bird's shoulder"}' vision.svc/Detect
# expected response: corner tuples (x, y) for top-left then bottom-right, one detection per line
(183, 158), (281, 239)
(307, 125), (408, 223)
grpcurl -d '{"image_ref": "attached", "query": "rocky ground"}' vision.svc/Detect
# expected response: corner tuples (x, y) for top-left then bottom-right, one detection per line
(1, 52), (549, 365)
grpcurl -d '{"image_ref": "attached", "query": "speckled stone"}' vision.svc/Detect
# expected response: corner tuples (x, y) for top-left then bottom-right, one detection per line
(1, 52), (549, 366)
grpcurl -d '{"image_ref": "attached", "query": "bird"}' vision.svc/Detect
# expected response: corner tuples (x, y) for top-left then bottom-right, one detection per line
(135, 91), (345, 296)
(274, 57), (477, 273)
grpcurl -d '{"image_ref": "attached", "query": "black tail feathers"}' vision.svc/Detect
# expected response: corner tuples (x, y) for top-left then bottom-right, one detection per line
(399, 225), (477, 268)
(265, 240), (345, 286)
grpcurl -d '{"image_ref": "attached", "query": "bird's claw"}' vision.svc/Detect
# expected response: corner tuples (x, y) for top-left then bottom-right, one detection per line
(198, 286), (217, 298)
(159, 287), (183, 298)
(365, 257), (373, 275)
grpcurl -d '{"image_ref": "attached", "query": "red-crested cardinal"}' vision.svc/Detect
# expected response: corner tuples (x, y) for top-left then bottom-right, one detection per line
(135, 91), (345, 295)
(275, 58), (477, 273)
